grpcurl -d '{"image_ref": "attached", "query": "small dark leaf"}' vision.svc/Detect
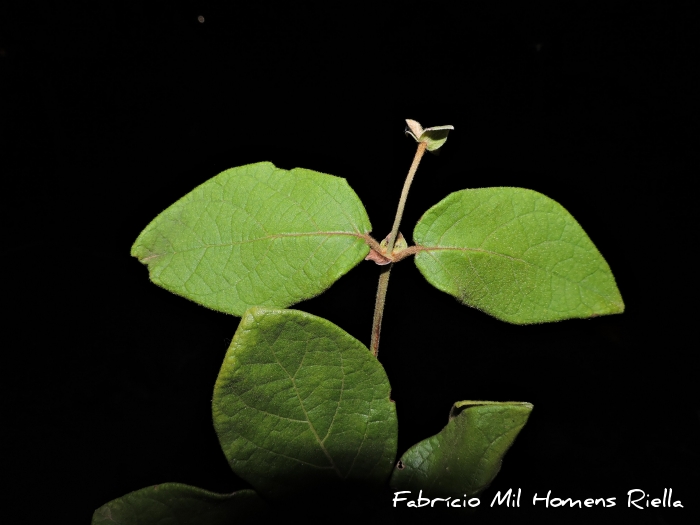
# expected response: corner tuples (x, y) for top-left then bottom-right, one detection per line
(391, 401), (532, 498)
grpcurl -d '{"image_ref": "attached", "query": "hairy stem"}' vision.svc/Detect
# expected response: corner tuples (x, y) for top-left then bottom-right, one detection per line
(385, 141), (427, 255)
(370, 266), (391, 356)
(370, 141), (427, 357)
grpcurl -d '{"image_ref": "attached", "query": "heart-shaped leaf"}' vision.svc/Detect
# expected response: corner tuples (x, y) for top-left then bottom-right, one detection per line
(390, 401), (532, 499)
(213, 307), (398, 500)
(91, 484), (266, 524)
(132, 162), (372, 316)
(413, 188), (624, 324)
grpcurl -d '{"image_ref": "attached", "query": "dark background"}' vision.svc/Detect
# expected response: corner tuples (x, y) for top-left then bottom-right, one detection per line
(3, 2), (698, 524)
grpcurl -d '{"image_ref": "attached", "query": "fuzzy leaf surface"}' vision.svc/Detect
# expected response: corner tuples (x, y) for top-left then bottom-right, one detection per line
(213, 308), (397, 499)
(91, 484), (265, 524)
(414, 188), (624, 323)
(132, 162), (371, 315)
(390, 401), (532, 498)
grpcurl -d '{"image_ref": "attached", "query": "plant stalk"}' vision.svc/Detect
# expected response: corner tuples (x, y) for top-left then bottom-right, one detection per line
(370, 266), (391, 357)
(370, 141), (427, 357)
(385, 141), (427, 255)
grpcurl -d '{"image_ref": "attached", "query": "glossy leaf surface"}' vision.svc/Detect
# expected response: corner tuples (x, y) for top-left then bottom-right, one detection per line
(132, 162), (371, 316)
(390, 401), (532, 498)
(91, 484), (265, 524)
(213, 307), (397, 499)
(414, 188), (624, 323)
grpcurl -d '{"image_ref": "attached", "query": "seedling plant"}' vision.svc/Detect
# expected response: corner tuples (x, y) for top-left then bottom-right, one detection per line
(92, 119), (623, 523)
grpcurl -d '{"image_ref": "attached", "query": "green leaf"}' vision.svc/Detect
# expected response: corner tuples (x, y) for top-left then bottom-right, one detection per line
(91, 484), (266, 524)
(390, 401), (532, 499)
(413, 188), (624, 324)
(131, 162), (372, 316)
(213, 307), (398, 500)
(405, 119), (454, 152)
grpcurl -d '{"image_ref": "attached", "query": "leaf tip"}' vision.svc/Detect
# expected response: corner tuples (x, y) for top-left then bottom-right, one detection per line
(613, 297), (625, 314)
(590, 295), (625, 319)
(241, 306), (265, 326)
(405, 119), (423, 139)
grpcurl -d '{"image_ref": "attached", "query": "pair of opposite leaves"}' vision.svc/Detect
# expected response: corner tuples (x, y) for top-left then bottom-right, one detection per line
(131, 161), (624, 323)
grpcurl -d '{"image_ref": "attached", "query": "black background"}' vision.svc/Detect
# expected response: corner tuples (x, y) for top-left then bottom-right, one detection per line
(3, 2), (698, 524)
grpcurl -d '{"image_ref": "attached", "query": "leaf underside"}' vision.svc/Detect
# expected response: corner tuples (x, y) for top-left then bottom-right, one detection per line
(91, 484), (266, 525)
(390, 401), (533, 499)
(131, 162), (372, 316)
(212, 307), (398, 500)
(414, 188), (624, 324)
